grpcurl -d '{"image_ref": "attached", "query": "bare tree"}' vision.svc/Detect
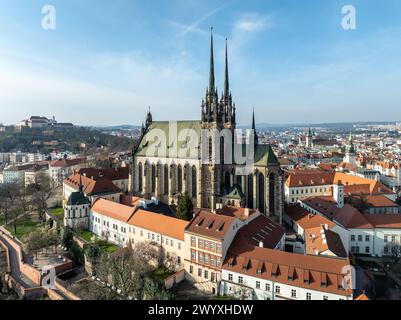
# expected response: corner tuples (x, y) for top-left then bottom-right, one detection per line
(30, 172), (56, 222)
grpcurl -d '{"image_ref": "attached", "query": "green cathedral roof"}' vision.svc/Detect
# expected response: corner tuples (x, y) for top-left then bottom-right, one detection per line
(135, 121), (279, 167)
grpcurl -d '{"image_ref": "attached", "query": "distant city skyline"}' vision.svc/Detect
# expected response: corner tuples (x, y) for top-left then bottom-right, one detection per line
(1, 0), (401, 126)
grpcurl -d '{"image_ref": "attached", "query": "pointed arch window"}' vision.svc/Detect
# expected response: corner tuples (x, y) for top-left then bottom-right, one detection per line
(164, 164), (169, 195)
(192, 166), (197, 198)
(177, 165), (183, 193)
(138, 163), (143, 192)
(151, 164), (156, 194)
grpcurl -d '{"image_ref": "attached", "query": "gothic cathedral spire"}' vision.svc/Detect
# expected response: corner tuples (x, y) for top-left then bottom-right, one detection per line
(209, 27), (215, 92)
(224, 38), (229, 98)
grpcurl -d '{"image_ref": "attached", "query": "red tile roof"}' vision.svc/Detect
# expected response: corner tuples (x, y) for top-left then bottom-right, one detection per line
(286, 205), (336, 230)
(92, 198), (136, 222)
(185, 209), (235, 240)
(286, 171), (395, 195)
(78, 167), (129, 181)
(302, 197), (374, 229)
(64, 173), (121, 196)
(128, 209), (189, 241)
(234, 215), (285, 249)
(50, 157), (86, 168)
(224, 238), (353, 297)
(305, 227), (347, 257)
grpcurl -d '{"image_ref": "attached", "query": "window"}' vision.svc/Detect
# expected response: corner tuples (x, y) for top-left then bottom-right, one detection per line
(291, 290), (297, 298)
(191, 236), (196, 247)
(323, 296), (328, 300)
(256, 281), (261, 289)
(140, 230), (143, 237)
(211, 256), (216, 267)
(216, 243), (222, 253)
(204, 255), (209, 265)
(228, 274), (233, 281)
(365, 235), (370, 242)
(238, 276), (243, 284)
(178, 242), (182, 250)
(355, 246), (360, 253)
(198, 239), (204, 249)
(198, 268), (202, 277)
(275, 286), (280, 294)
(211, 272), (216, 282)
(306, 293), (311, 300)
(351, 235), (355, 242)
(198, 252), (204, 264)
(210, 242), (215, 252)
(392, 235), (397, 243)
(204, 270), (208, 279)
(191, 250), (196, 261)
(384, 235), (388, 243)
(265, 283), (270, 292)
(358, 235), (363, 242)
(190, 266), (193, 274)
(365, 246), (370, 253)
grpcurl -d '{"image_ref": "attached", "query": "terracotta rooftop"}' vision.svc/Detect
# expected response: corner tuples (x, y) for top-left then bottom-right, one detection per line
(64, 173), (121, 196)
(286, 171), (395, 195)
(224, 237), (353, 297)
(305, 227), (347, 258)
(216, 206), (257, 221)
(78, 167), (129, 181)
(233, 215), (285, 249)
(91, 198), (136, 222)
(50, 157), (86, 168)
(285, 205), (336, 230)
(185, 209), (235, 240)
(301, 197), (374, 230)
(128, 209), (189, 241)
(347, 195), (399, 208)
(365, 214), (401, 229)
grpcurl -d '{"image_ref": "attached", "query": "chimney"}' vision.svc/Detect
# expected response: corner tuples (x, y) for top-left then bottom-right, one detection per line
(259, 241), (264, 248)
(324, 224), (329, 230)
(244, 208), (250, 218)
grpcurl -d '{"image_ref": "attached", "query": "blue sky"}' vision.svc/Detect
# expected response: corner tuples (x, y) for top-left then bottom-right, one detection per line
(0, 0), (401, 126)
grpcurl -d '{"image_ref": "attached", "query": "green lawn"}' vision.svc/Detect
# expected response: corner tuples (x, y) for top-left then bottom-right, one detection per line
(96, 240), (118, 253)
(80, 230), (95, 242)
(50, 207), (64, 216)
(0, 211), (17, 226)
(6, 216), (42, 238)
(153, 267), (174, 281)
(79, 230), (118, 253)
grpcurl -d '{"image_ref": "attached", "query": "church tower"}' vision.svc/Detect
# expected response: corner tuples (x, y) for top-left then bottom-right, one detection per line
(200, 29), (236, 211)
(344, 132), (356, 164)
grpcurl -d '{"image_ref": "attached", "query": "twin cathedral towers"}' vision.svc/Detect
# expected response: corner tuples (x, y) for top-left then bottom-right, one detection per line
(130, 29), (284, 222)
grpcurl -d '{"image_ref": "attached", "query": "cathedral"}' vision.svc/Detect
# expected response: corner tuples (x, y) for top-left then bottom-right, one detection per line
(130, 30), (284, 223)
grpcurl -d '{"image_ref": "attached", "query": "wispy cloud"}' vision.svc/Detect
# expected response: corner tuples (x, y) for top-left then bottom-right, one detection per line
(168, 2), (234, 39)
(234, 14), (274, 33)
